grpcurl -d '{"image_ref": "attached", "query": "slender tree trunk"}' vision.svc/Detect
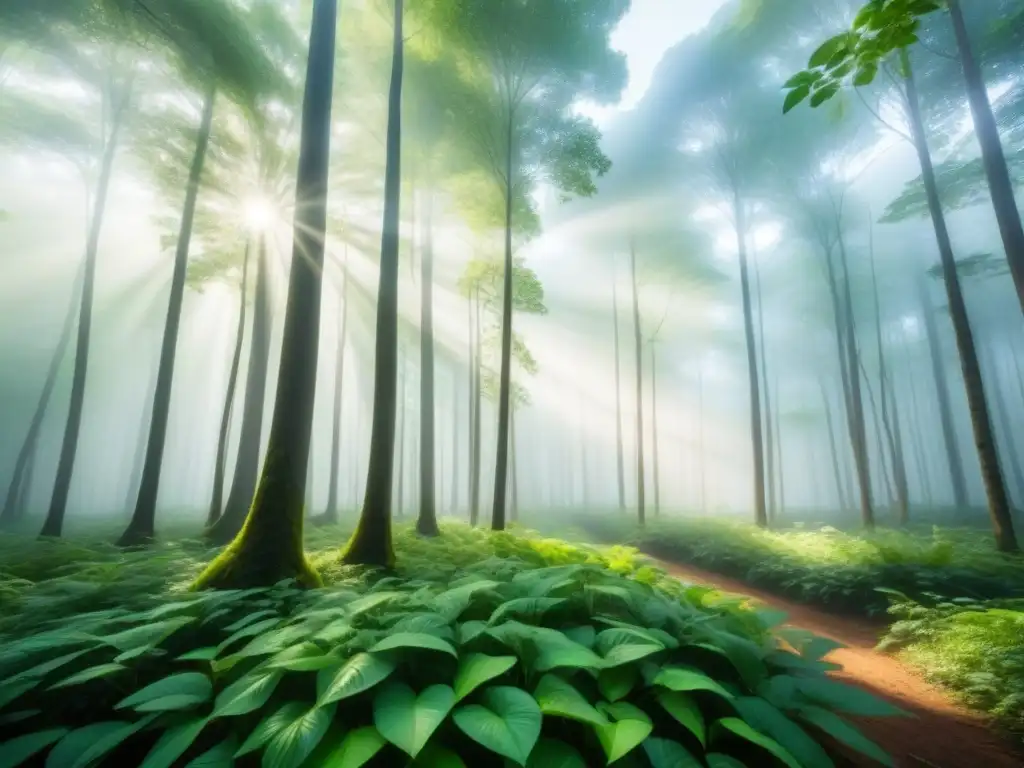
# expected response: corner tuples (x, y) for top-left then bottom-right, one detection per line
(2, 263), (83, 526)
(322, 253), (348, 524)
(466, 294), (475, 520)
(418, 190), (439, 536)
(579, 392), (590, 508)
(207, 241), (251, 527)
(450, 371), (458, 515)
(207, 235), (271, 543)
(470, 288), (482, 525)
(983, 346), (1024, 506)
(41, 83), (131, 538)
(120, 86), (216, 546)
(733, 195), (768, 528)
(886, 374), (911, 523)
(860, 361), (895, 507)
(630, 239), (646, 525)
(612, 273), (626, 511)
(124, 361), (159, 517)
(904, 360), (935, 509)
(510, 403), (518, 522)
(904, 51), (1018, 552)
(947, 0), (1024, 315)
(395, 348), (406, 521)
(192, 0), (338, 588)
(491, 108), (517, 532)
(753, 256), (775, 521)
(650, 343), (661, 517)
(820, 378), (848, 516)
(698, 371), (706, 515)
(775, 389), (785, 518)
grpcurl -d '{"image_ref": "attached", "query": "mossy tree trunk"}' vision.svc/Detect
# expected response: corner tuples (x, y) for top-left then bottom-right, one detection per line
(321, 253), (348, 524)
(341, 0), (404, 567)
(417, 190), (439, 536)
(120, 86), (217, 547)
(192, 0), (339, 589)
(207, 240), (251, 527)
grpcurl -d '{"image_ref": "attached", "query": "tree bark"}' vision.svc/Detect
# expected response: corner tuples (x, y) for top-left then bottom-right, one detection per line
(321, 253), (348, 524)
(630, 239), (646, 525)
(775, 389), (785, 518)
(903, 50), (1018, 552)
(450, 371), (459, 515)
(206, 240), (251, 527)
(120, 86), (216, 547)
(41, 82), (131, 538)
(466, 294), (475, 521)
(192, 0), (338, 587)
(470, 288), (482, 526)
(698, 371), (706, 514)
(612, 272), (626, 511)
(124, 361), (158, 517)
(207, 234), (271, 543)
(510, 403), (518, 522)
(395, 347), (406, 521)
(904, 359), (935, 509)
(820, 378), (848, 516)
(650, 343), (661, 517)
(418, 190), (439, 536)
(947, 0), (1024, 316)
(983, 345), (1024, 506)
(753, 256), (775, 521)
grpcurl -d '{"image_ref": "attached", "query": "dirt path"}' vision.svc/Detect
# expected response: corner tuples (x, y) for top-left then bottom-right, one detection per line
(658, 560), (1022, 768)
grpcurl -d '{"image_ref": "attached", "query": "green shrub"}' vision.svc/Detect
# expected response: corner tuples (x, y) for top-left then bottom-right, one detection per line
(0, 528), (903, 767)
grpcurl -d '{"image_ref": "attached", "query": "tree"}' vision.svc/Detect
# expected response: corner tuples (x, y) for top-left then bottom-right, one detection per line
(192, 0), (340, 588)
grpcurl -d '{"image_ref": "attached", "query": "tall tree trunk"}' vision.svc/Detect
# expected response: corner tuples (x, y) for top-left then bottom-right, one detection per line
(395, 348), (406, 521)
(860, 362), (895, 507)
(120, 86), (216, 547)
(903, 50), (1018, 552)
(886, 374), (911, 524)
(41, 82), (131, 538)
(775, 389), (785, 518)
(983, 345), (1024, 506)
(470, 288), (482, 525)
(124, 361), (159, 517)
(418, 191), (439, 536)
(193, 0), (339, 588)
(466, 294), (475, 520)
(630, 239), (646, 525)
(904, 360), (935, 509)
(733, 195), (768, 528)
(450, 371), (458, 515)
(612, 273), (626, 511)
(753, 256), (775, 521)
(2, 263), (83, 527)
(947, 0), (1024, 315)
(650, 343), (661, 517)
(698, 371), (706, 515)
(491, 108), (517, 532)
(322, 253), (348, 524)
(207, 235), (271, 543)
(820, 378), (848, 516)
(207, 241), (251, 527)
(510, 403), (518, 522)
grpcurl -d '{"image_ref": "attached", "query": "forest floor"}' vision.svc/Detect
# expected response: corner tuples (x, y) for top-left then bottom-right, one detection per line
(658, 559), (1023, 768)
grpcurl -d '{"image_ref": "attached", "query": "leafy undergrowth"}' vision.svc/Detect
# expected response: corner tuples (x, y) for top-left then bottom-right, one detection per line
(573, 515), (1024, 618)
(879, 593), (1024, 738)
(0, 523), (906, 767)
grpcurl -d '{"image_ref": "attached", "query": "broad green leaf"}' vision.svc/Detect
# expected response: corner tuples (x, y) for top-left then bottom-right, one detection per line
(454, 654), (517, 701)
(263, 705), (335, 768)
(102, 617), (194, 652)
(321, 726), (386, 768)
(642, 737), (703, 768)
(594, 702), (653, 764)
(235, 702), (307, 757)
(0, 710), (40, 726)
(217, 617), (284, 653)
(433, 580), (499, 621)
(654, 666), (734, 699)
(346, 591), (405, 617)
(49, 663), (126, 689)
(0, 729), (68, 768)
(177, 647), (219, 662)
(46, 717), (156, 768)
(707, 755), (747, 768)
(0, 680), (36, 710)
(453, 686), (542, 766)
(8, 649), (94, 684)
(598, 665), (637, 702)
(265, 643), (338, 672)
(732, 697), (833, 768)
(801, 636), (845, 662)
(140, 717), (209, 768)
(711, 717), (800, 768)
(795, 678), (909, 717)
(225, 609), (280, 632)
(373, 682), (455, 759)
(457, 620), (488, 645)
(797, 705), (895, 767)
(214, 671), (282, 717)
(656, 691), (706, 746)
(488, 597), (566, 626)
(412, 743), (466, 767)
(369, 632), (457, 658)
(534, 674), (608, 726)
(183, 738), (238, 767)
(808, 34), (848, 68)
(783, 84), (811, 114)
(562, 625), (596, 649)
(525, 739), (587, 768)
(117, 673), (212, 712)
(318, 653), (396, 705)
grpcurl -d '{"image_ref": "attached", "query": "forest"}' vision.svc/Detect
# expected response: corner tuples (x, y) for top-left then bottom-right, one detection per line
(1, 0), (1023, 765)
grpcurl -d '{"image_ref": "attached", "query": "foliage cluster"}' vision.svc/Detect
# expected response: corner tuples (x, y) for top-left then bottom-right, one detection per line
(0, 524), (904, 767)
(878, 593), (1024, 737)
(574, 516), (1024, 617)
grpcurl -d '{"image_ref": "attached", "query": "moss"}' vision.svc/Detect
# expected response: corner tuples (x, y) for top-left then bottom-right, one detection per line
(340, 503), (396, 568)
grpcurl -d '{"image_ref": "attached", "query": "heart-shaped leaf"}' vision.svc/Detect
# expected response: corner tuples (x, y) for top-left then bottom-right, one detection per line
(140, 716), (209, 768)
(643, 737), (703, 768)
(373, 682), (455, 758)
(116, 673), (212, 712)
(711, 717), (800, 768)
(235, 703), (307, 758)
(214, 671), (282, 717)
(656, 691), (706, 746)
(318, 653), (396, 705)
(263, 705), (335, 768)
(369, 632), (457, 658)
(598, 666), (638, 702)
(454, 654), (517, 701)
(525, 739), (587, 768)
(453, 686), (542, 766)
(655, 666), (734, 699)
(534, 674), (608, 726)
(321, 726), (386, 768)
(594, 702), (653, 764)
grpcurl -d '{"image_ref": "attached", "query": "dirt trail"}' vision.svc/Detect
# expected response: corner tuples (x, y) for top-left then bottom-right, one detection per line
(658, 560), (1022, 768)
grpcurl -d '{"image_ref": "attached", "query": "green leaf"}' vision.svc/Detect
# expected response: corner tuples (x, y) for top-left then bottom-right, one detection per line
(596, 628), (664, 667)
(141, 717), (209, 768)
(732, 697), (834, 768)
(47, 717), (156, 768)
(801, 636), (845, 662)
(654, 666), (735, 699)
(235, 702), (307, 757)
(453, 686), (542, 766)
(373, 682), (455, 759)
(102, 617), (194, 652)
(454, 654), (517, 701)
(8, 649), (94, 684)
(797, 705), (895, 767)
(458, 621), (488, 645)
(263, 705), (335, 768)
(318, 653), (396, 706)
(594, 702), (653, 764)
(598, 665), (637, 702)
(48, 663), (126, 689)
(215, 671), (282, 717)
(177, 647), (219, 662)
(321, 726), (386, 768)
(562, 625), (597, 649)
(810, 83), (840, 108)
(534, 674), (608, 726)
(783, 84), (811, 114)
(116, 673), (212, 713)
(183, 738), (238, 767)
(0, 680), (36, 710)
(0, 729), (68, 768)
(711, 717), (801, 768)
(707, 755), (747, 768)
(217, 617), (285, 652)
(488, 597), (566, 626)
(412, 743), (466, 767)
(642, 737), (703, 768)
(369, 632), (457, 658)
(795, 678), (909, 717)
(525, 739), (587, 768)
(656, 691), (706, 746)
(809, 34), (848, 68)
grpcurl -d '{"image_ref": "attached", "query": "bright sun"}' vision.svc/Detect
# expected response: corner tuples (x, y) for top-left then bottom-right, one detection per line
(242, 195), (275, 231)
